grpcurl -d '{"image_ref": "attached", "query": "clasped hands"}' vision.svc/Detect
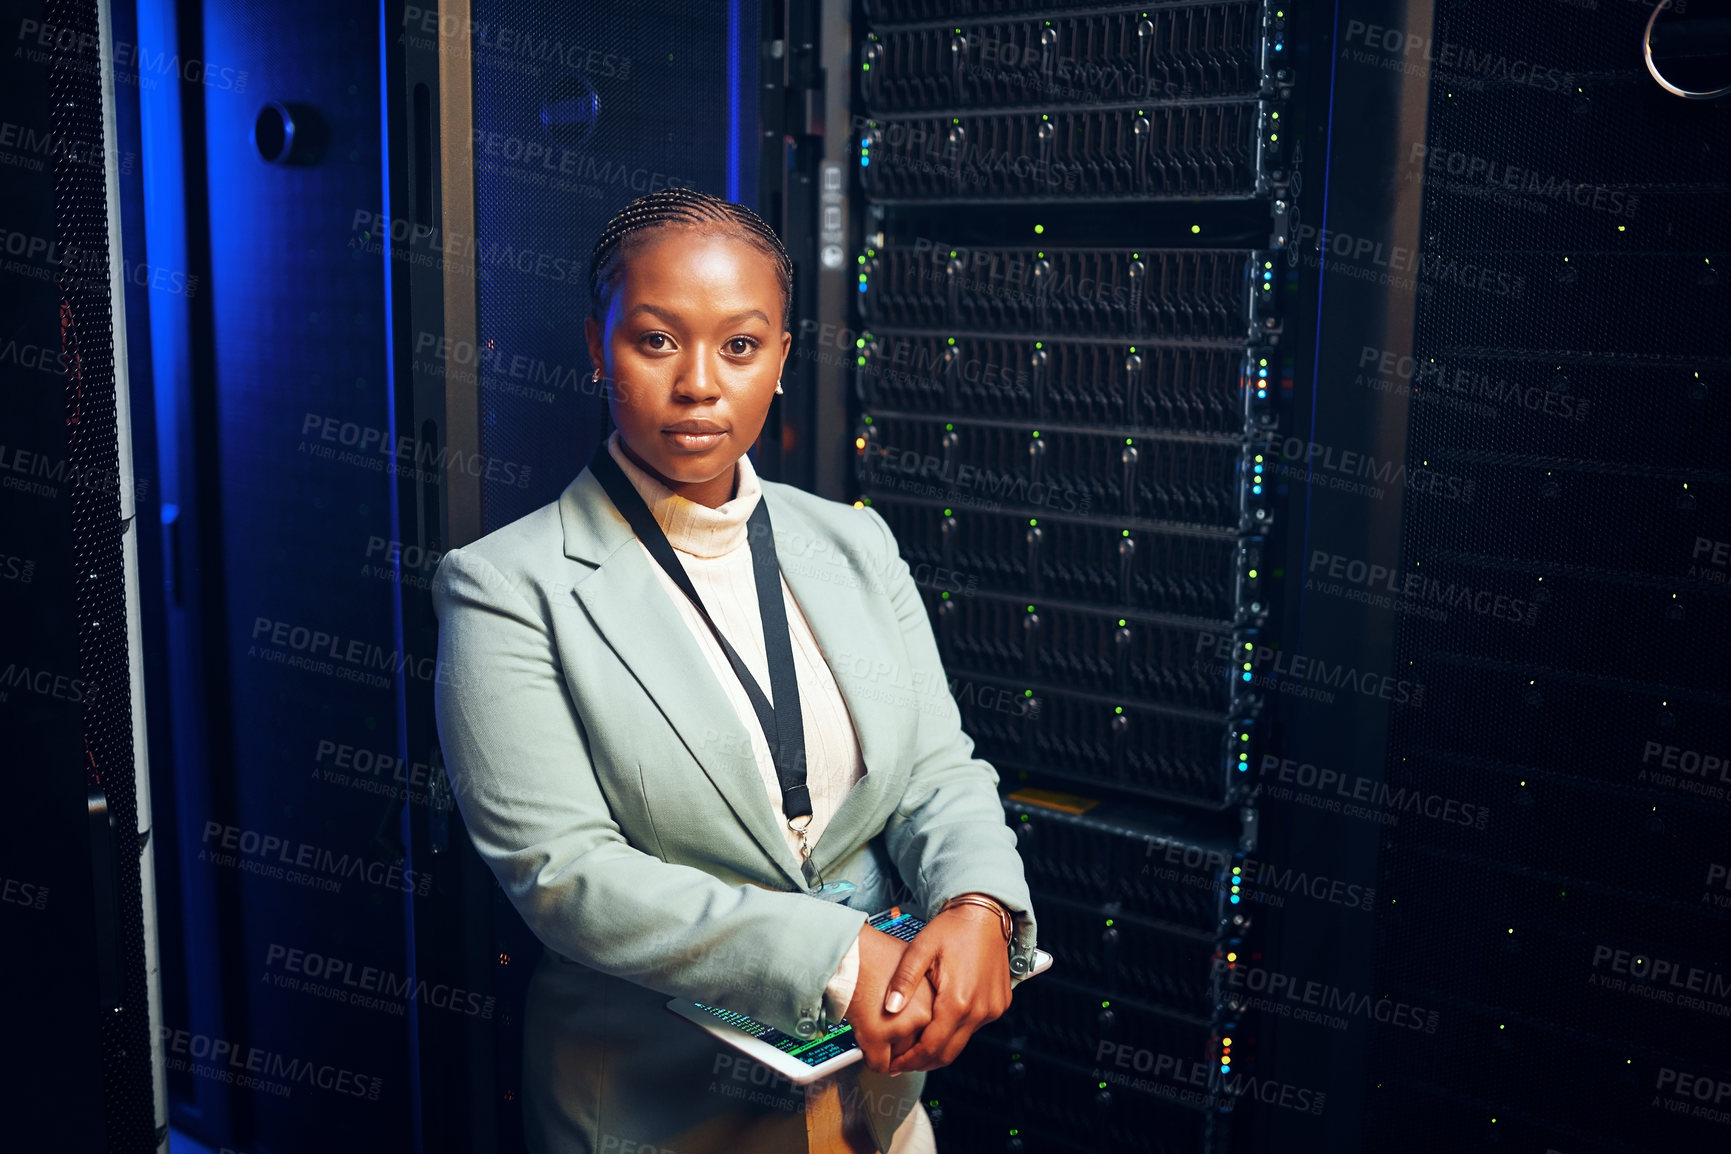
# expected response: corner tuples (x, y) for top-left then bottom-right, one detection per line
(842, 898), (1014, 1075)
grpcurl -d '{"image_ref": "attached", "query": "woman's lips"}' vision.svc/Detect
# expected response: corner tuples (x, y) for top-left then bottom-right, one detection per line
(662, 428), (727, 452)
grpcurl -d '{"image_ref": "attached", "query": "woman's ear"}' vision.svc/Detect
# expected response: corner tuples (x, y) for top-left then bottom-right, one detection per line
(777, 327), (792, 376)
(585, 315), (605, 380)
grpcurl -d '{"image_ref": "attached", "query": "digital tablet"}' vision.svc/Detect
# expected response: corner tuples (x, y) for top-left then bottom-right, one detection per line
(667, 999), (864, 1085)
(666, 907), (1053, 1084)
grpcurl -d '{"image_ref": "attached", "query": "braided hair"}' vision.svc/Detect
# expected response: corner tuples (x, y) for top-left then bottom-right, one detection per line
(587, 188), (793, 331)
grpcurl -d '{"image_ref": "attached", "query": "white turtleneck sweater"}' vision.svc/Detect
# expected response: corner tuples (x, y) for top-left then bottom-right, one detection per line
(607, 431), (938, 1154)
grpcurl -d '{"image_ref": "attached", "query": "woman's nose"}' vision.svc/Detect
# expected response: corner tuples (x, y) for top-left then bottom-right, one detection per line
(672, 348), (721, 402)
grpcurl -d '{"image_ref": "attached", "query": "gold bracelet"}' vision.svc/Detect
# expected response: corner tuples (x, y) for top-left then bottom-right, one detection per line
(940, 894), (1013, 942)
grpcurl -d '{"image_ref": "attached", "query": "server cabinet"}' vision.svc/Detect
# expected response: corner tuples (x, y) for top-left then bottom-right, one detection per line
(843, 3), (1295, 1150)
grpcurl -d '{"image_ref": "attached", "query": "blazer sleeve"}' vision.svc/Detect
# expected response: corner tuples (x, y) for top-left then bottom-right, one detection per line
(431, 546), (869, 1038)
(860, 508), (1042, 977)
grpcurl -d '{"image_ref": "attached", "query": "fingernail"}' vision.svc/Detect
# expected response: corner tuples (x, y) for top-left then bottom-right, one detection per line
(884, 990), (905, 1014)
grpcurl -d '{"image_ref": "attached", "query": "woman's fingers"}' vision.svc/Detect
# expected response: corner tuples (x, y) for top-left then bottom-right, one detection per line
(847, 927), (937, 1072)
(882, 933), (939, 1014)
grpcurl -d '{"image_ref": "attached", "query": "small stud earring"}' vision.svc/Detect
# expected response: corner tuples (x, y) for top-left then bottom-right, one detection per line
(774, 379), (784, 395)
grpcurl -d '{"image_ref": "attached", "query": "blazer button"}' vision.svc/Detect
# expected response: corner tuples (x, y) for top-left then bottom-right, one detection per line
(1009, 953), (1031, 975)
(796, 1017), (818, 1036)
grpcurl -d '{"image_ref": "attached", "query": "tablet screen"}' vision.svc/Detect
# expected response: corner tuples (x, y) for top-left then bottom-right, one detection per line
(690, 1002), (860, 1067)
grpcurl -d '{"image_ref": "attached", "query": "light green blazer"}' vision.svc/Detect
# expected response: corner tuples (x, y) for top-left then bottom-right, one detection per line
(431, 457), (1039, 1154)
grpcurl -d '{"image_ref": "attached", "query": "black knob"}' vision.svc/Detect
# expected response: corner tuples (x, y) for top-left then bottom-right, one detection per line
(254, 102), (326, 165)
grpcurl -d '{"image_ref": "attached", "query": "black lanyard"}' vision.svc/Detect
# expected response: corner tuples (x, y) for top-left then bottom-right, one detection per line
(587, 441), (813, 832)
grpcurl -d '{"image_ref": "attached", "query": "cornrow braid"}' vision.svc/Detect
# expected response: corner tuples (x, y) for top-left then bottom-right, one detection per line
(587, 188), (794, 330)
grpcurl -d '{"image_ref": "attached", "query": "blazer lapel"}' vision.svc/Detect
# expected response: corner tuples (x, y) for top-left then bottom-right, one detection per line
(560, 467), (809, 891)
(761, 487), (911, 877)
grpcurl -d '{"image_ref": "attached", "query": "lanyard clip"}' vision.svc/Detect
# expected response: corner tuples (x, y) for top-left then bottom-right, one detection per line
(787, 814), (814, 860)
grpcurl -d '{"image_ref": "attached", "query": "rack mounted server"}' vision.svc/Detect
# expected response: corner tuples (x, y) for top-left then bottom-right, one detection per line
(849, 2), (1293, 1151)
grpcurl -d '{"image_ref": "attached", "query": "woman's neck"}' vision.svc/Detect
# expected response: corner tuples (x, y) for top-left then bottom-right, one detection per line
(615, 435), (739, 509)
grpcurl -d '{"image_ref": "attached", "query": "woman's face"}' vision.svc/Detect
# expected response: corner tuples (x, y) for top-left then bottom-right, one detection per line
(585, 228), (791, 508)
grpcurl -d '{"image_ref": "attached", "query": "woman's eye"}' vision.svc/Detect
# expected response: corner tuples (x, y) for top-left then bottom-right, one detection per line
(724, 337), (758, 356)
(640, 332), (673, 351)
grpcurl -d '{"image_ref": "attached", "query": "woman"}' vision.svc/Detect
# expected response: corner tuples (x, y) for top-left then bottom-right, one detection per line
(432, 189), (1039, 1154)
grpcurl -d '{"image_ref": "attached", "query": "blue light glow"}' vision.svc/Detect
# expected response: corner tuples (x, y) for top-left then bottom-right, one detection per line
(727, 0), (741, 200)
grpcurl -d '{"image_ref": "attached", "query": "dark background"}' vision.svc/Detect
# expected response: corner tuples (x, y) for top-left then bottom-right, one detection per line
(4, 1), (1727, 1152)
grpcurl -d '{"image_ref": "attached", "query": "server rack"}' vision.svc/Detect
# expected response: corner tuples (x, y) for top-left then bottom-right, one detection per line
(847, 3), (1293, 1150)
(1356, 3), (1731, 1150)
